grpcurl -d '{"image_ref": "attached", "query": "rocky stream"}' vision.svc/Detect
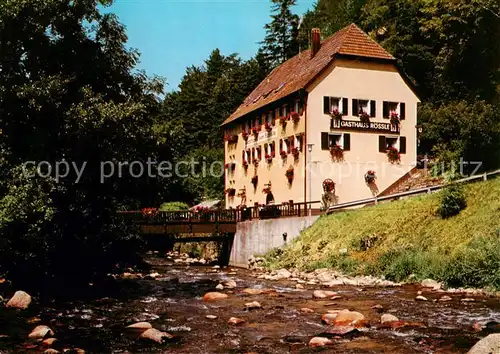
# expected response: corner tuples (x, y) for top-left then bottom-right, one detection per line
(1, 253), (500, 353)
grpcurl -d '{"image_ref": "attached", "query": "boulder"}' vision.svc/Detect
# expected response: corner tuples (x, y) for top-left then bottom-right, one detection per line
(381, 314), (399, 323)
(41, 338), (57, 347)
(333, 310), (367, 328)
(28, 326), (54, 341)
(467, 334), (500, 354)
(313, 290), (336, 299)
(421, 279), (441, 290)
(223, 280), (237, 289)
(125, 322), (153, 338)
(227, 317), (245, 326)
(296, 284), (304, 290)
(203, 292), (228, 301)
(321, 313), (337, 325)
(316, 273), (333, 283)
(139, 328), (173, 344)
(245, 301), (261, 310)
(275, 269), (292, 280)
(215, 284), (224, 290)
(309, 337), (333, 347)
(6, 291), (32, 310)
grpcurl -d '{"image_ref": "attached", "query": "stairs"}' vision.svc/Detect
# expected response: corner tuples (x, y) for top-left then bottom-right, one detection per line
(378, 167), (444, 197)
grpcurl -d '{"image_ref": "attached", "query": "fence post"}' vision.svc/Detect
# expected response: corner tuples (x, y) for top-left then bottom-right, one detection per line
(374, 197), (378, 205)
(483, 173), (488, 181)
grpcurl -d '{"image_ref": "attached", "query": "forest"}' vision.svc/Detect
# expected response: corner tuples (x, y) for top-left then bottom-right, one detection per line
(0, 0), (499, 292)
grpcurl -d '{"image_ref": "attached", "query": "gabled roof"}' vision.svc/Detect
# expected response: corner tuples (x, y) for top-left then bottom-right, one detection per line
(222, 23), (395, 126)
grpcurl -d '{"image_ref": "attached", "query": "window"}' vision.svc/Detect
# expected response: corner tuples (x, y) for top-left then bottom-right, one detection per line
(267, 141), (276, 156)
(353, 99), (376, 117)
(379, 136), (407, 153)
(295, 135), (303, 151)
(275, 108), (280, 120)
(383, 102), (406, 119)
(321, 133), (351, 151)
(267, 111), (273, 124)
(281, 105), (288, 117)
(324, 97), (348, 115)
(294, 100), (301, 113)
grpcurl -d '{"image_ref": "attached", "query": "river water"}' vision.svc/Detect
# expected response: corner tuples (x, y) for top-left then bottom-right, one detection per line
(2, 255), (500, 353)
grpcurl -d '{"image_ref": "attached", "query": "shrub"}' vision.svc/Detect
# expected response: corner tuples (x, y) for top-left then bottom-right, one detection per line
(159, 201), (190, 212)
(438, 184), (467, 218)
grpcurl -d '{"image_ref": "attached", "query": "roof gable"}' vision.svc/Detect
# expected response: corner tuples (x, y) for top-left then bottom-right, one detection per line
(222, 23), (395, 126)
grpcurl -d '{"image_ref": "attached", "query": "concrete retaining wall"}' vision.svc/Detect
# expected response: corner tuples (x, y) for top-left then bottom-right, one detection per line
(229, 215), (320, 268)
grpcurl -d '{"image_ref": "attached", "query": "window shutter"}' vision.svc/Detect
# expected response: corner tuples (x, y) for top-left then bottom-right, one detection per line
(324, 97), (330, 114)
(330, 117), (334, 130)
(383, 102), (389, 118)
(400, 103), (406, 120)
(399, 136), (407, 154)
(352, 99), (359, 115)
(321, 132), (329, 150)
(370, 100), (376, 117)
(379, 136), (386, 152)
(342, 98), (348, 116)
(343, 133), (351, 151)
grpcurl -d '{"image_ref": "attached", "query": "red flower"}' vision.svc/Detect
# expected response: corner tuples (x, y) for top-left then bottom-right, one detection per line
(390, 112), (400, 125)
(329, 144), (344, 162)
(290, 112), (300, 123)
(242, 130), (249, 140)
(280, 150), (287, 159)
(279, 116), (287, 127)
(330, 108), (342, 120)
(251, 126), (260, 135)
(285, 166), (294, 184)
(141, 208), (157, 217)
(359, 110), (370, 124)
(387, 147), (400, 163)
(292, 147), (300, 158)
(264, 122), (273, 132)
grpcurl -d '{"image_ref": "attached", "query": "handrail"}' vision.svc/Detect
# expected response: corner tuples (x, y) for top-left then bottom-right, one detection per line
(327, 169), (500, 213)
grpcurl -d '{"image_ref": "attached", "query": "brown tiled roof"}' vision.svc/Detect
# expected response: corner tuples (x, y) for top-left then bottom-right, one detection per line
(222, 23), (395, 126)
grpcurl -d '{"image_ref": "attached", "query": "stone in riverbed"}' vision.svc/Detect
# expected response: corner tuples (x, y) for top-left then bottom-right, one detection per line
(439, 295), (453, 302)
(245, 301), (262, 310)
(309, 337), (334, 347)
(43, 349), (60, 354)
(321, 313), (338, 325)
(461, 298), (475, 303)
(242, 288), (276, 295)
(227, 317), (245, 326)
(316, 273), (333, 283)
(215, 284), (224, 290)
(467, 334), (500, 354)
(41, 338), (57, 347)
(372, 304), (384, 312)
(296, 284), (304, 289)
(415, 295), (428, 301)
(203, 292), (228, 301)
(139, 328), (173, 344)
(28, 326), (54, 341)
(206, 315), (218, 320)
(378, 321), (427, 330)
(223, 279), (237, 289)
(333, 310), (367, 328)
(322, 325), (359, 337)
(125, 322), (153, 338)
(300, 308), (314, 313)
(6, 291), (32, 310)
(313, 290), (337, 299)
(381, 314), (399, 323)
(421, 279), (442, 290)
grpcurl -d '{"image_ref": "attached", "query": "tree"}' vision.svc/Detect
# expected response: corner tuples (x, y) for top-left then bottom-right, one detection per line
(261, 0), (300, 67)
(0, 0), (164, 294)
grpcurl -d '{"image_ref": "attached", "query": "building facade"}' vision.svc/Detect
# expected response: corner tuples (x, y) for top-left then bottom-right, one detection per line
(222, 24), (420, 209)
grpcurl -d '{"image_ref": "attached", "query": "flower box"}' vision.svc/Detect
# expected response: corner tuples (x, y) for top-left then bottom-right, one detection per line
(265, 154), (273, 164)
(291, 112), (300, 123)
(279, 116), (287, 127)
(329, 144), (344, 162)
(390, 112), (400, 126)
(262, 186), (271, 194)
(225, 188), (236, 197)
(253, 159), (260, 167)
(364, 170), (376, 184)
(224, 134), (238, 143)
(285, 166), (294, 184)
(292, 147), (300, 159)
(280, 150), (287, 159)
(387, 147), (400, 163)
(359, 110), (370, 124)
(264, 122), (273, 132)
(242, 161), (249, 169)
(141, 207), (158, 217)
(242, 130), (249, 141)
(225, 162), (236, 171)
(330, 108), (342, 120)
(251, 126), (260, 136)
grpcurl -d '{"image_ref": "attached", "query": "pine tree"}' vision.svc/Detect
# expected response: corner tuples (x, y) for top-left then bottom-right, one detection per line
(261, 0), (300, 67)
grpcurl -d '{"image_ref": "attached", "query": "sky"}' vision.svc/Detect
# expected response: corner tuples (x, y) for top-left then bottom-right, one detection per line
(108, 0), (314, 91)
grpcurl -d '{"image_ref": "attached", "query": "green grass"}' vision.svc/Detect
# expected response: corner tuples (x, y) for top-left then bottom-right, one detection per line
(264, 178), (500, 290)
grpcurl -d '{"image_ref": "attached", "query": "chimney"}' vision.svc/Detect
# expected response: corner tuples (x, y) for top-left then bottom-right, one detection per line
(311, 28), (321, 58)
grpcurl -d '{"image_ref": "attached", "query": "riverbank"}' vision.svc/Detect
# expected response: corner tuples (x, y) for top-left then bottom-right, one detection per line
(1, 253), (500, 353)
(262, 178), (500, 290)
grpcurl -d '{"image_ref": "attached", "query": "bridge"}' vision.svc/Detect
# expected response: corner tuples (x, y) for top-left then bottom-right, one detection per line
(120, 201), (322, 265)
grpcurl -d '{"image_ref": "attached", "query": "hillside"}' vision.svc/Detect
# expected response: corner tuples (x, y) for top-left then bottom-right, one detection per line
(265, 178), (500, 289)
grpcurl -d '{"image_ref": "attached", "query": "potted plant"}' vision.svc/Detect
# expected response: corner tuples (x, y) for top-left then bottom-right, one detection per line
(280, 149), (287, 159)
(251, 175), (258, 188)
(251, 126), (260, 136)
(364, 170), (376, 184)
(329, 144), (344, 162)
(224, 134), (238, 143)
(291, 111), (300, 123)
(387, 146), (400, 163)
(279, 116), (287, 127)
(225, 188), (236, 197)
(242, 130), (249, 141)
(285, 166), (294, 184)
(253, 158), (260, 167)
(262, 186), (271, 194)
(292, 147), (300, 159)
(242, 160), (249, 170)
(330, 108), (342, 120)
(264, 122), (273, 132)
(390, 112), (400, 126)
(322, 179), (335, 193)
(359, 109), (370, 124)
(265, 154), (273, 164)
